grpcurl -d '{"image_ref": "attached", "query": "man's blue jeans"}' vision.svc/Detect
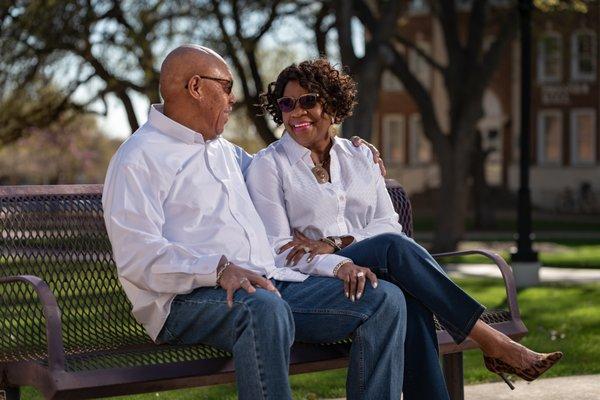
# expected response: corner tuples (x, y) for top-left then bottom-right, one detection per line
(157, 275), (407, 400)
(337, 233), (485, 400)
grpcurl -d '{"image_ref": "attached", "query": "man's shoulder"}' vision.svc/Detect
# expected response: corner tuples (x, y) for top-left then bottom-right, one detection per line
(111, 125), (186, 170)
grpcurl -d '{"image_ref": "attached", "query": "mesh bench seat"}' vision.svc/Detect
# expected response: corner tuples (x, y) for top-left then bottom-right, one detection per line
(0, 181), (527, 400)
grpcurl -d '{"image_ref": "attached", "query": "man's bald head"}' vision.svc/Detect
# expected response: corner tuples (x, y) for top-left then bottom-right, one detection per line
(159, 45), (229, 102)
(158, 45), (235, 140)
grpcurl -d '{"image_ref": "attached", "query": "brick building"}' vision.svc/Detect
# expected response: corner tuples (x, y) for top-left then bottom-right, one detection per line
(375, 1), (599, 210)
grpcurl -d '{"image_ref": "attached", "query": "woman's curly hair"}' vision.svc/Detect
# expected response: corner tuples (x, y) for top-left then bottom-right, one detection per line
(259, 59), (357, 126)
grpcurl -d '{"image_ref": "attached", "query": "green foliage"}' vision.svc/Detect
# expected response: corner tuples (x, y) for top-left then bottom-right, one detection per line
(0, 83), (74, 146)
(0, 108), (120, 184)
(436, 242), (600, 269)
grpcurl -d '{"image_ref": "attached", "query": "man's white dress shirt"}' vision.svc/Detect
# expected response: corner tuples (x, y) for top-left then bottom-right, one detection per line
(102, 105), (313, 341)
(245, 132), (404, 276)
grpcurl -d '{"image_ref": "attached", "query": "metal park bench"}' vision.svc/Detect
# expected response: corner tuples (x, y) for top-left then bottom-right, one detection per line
(0, 181), (527, 400)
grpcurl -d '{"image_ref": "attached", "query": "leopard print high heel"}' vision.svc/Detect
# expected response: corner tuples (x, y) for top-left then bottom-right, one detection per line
(483, 351), (563, 390)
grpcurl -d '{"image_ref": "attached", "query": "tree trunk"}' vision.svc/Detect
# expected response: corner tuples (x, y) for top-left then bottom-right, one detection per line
(341, 56), (382, 140)
(471, 130), (497, 229)
(432, 150), (470, 252)
(116, 89), (140, 133)
(246, 98), (278, 144)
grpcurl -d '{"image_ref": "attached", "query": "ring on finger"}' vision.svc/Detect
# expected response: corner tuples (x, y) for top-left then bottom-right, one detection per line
(356, 271), (365, 278)
(239, 277), (249, 285)
(301, 246), (310, 252)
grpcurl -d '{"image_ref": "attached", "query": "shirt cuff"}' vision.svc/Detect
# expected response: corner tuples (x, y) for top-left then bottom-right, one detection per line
(191, 254), (223, 287)
(312, 254), (352, 277)
(347, 232), (365, 243)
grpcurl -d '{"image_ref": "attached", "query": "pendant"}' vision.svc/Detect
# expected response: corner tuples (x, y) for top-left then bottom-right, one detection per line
(312, 165), (329, 184)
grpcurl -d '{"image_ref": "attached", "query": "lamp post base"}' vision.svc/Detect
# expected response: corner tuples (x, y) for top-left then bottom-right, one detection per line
(511, 261), (541, 288)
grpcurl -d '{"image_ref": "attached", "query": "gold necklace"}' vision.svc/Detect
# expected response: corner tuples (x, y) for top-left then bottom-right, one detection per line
(311, 156), (330, 184)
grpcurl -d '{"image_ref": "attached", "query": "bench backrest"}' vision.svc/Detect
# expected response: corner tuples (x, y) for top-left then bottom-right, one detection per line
(0, 181), (413, 363)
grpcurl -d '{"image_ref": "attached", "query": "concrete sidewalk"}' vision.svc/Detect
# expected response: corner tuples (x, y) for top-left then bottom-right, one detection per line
(464, 374), (600, 399)
(446, 263), (600, 283)
(326, 373), (600, 399)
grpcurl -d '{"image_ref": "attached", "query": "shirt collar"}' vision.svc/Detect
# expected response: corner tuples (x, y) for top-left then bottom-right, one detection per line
(280, 131), (351, 165)
(280, 132), (310, 164)
(148, 104), (206, 144)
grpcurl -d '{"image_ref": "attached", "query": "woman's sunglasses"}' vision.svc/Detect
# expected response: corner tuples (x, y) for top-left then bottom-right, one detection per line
(276, 93), (319, 113)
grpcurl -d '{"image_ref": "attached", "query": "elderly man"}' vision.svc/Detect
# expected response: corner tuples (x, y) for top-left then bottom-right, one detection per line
(102, 45), (406, 400)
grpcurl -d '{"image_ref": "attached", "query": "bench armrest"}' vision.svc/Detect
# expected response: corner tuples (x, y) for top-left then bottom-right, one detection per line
(432, 249), (522, 321)
(0, 275), (66, 371)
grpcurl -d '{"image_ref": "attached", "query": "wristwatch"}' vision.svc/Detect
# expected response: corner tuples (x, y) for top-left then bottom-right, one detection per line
(328, 236), (343, 251)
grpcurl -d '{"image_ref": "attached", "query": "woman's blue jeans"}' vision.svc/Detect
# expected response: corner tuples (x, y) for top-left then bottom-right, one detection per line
(157, 275), (407, 400)
(337, 233), (485, 400)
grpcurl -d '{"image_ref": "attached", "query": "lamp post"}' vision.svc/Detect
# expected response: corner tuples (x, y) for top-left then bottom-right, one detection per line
(511, 0), (540, 287)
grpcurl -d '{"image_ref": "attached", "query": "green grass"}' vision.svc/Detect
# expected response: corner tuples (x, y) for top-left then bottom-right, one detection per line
(20, 278), (600, 400)
(437, 242), (600, 269)
(412, 215), (600, 232)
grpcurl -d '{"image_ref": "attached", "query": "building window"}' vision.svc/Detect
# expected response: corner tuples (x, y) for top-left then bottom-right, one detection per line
(537, 110), (563, 165)
(409, 114), (432, 165)
(408, 0), (429, 14)
(382, 114), (406, 164)
(381, 69), (403, 92)
(409, 41), (432, 88)
(537, 32), (562, 83)
(571, 30), (597, 81)
(570, 109), (596, 165)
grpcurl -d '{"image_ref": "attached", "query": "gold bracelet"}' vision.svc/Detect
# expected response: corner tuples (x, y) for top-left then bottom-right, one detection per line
(216, 261), (231, 285)
(332, 259), (351, 277)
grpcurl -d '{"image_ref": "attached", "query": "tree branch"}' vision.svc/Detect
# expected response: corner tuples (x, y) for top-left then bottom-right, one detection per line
(251, 0), (283, 44)
(436, 0), (463, 71)
(466, 0), (488, 67)
(480, 5), (519, 87)
(313, 1), (332, 57)
(333, 0), (357, 66)
(393, 33), (445, 72)
(384, 43), (446, 149)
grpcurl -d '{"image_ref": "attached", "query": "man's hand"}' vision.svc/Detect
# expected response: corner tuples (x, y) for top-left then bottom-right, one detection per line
(351, 136), (387, 177)
(278, 230), (335, 265)
(335, 262), (378, 302)
(217, 263), (280, 307)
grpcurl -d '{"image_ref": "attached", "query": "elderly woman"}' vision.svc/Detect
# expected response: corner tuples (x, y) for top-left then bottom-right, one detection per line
(246, 59), (561, 400)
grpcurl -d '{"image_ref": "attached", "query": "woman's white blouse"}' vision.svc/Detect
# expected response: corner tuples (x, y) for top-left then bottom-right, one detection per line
(245, 132), (404, 276)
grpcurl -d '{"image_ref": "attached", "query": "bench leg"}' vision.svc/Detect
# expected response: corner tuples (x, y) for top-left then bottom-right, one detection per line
(443, 352), (464, 400)
(0, 387), (20, 400)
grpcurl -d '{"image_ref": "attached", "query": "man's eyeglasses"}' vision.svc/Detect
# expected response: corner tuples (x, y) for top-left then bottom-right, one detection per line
(185, 76), (234, 94)
(276, 93), (319, 113)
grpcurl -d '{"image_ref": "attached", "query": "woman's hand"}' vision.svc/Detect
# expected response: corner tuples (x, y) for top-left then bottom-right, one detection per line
(278, 230), (335, 266)
(335, 262), (378, 302)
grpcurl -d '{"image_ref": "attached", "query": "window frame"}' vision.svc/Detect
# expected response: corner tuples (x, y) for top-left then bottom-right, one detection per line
(537, 109), (563, 166)
(570, 30), (597, 82)
(570, 108), (597, 166)
(408, 113), (432, 166)
(537, 32), (563, 83)
(382, 114), (406, 165)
